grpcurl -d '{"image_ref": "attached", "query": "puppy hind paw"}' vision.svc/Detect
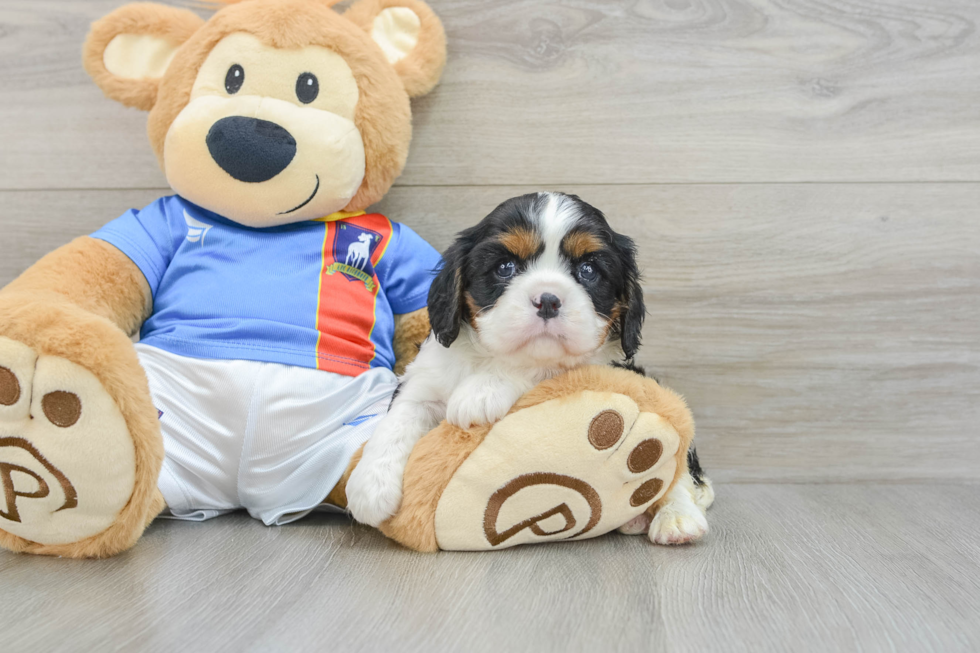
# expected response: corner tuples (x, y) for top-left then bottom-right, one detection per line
(648, 503), (708, 545)
(617, 513), (651, 536)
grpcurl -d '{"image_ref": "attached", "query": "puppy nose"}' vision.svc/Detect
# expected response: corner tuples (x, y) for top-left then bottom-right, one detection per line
(206, 116), (297, 183)
(534, 293), (562, 320)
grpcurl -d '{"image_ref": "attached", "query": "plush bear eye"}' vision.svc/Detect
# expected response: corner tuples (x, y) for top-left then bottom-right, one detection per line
(577, 261), (599, 283)
(296, 73), (319, 104)
(225, 64), (244, 94)
(496, 261), (516, 279)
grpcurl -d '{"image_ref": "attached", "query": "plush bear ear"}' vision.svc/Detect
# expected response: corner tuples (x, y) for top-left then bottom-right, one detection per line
(345, 0), (447, 98)
(82, 3), (205, 111)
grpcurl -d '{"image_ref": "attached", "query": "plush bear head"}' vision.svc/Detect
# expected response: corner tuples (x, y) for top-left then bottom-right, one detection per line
(83, 0), (446, 227)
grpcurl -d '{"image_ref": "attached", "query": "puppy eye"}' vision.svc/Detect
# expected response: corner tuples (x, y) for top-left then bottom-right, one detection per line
(225, 64), (244, 94)
(496, 261), (516, 279)
(577, 262), (599, 283)
(296, 73), (319, 104)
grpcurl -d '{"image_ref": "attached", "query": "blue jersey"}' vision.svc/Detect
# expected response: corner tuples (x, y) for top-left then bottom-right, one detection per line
(92, 195), (441, 376)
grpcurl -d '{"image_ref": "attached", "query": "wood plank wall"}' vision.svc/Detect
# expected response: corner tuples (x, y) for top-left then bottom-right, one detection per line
(1, 0), (977, 482)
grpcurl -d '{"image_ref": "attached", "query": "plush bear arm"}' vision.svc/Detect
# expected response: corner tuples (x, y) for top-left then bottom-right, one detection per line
(1, 237), (151, 336)
(391, 307), (430, 375)
(0, 237), (164, 559)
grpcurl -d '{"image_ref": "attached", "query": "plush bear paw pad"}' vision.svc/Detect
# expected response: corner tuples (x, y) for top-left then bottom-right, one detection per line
(433, 391), (682, 550)
(0, 337), (136, 547)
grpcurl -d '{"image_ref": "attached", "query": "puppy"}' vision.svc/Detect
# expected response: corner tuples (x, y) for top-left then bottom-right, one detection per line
(346, 192), (710, 544)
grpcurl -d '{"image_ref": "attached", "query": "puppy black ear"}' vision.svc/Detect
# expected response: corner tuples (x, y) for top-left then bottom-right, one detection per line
(614, 232), (646, 360)
(427, 236), (469, 348)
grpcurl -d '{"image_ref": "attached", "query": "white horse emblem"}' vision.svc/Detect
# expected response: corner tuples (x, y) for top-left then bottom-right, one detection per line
(345, 233), (374, 270)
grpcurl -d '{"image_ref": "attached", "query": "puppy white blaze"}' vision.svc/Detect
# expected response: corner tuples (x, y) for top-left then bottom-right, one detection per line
(474, 192), (609, 365)
(534, 191), (578, 272)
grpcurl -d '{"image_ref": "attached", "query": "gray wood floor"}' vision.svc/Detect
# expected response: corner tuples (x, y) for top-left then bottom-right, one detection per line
(3, 485), (979, 653)
(1, 0), (978, 651)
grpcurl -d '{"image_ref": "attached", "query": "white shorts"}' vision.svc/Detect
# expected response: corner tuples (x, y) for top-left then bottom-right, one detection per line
(135, 344), (397, 525)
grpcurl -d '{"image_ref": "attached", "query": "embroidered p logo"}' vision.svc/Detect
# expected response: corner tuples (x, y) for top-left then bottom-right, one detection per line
(483, 473), (602, 546)
(0, 437), (77, 524)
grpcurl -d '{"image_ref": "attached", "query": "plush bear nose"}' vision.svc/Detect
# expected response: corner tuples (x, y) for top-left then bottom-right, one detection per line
(533, 293), (562, 320)
(206, 116), (297, 183)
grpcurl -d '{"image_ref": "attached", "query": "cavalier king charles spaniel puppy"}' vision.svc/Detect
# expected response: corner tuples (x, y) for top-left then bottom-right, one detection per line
(347, 192), (711, 544)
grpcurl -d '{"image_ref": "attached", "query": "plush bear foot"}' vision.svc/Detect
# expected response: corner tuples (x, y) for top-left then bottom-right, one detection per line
(435, 391), (681, 550)
(377, 366), (697, 552)
(0, 326), (164, 557)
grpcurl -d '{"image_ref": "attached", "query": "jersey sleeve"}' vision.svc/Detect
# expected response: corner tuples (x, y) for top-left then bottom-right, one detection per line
(89, 196), (180, 296)
(377, 222), (443, 315)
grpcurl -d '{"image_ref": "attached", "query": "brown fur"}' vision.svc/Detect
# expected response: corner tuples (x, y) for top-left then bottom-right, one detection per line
(378, 421), (493, 551)
(207, 0), (343, 8)
(513, 366), (694, 476)
(368, 365), (694, 552)
(85, 0), (446, 214)
(499, 228), (542, 260)
(599, 303), (623, 344)
(0, 242), (167, 557)
(82, 3), (205, 111)
(391, 308), (430, 375)
(4, 238), (151, 336)
(562, 231), (604, 259)
(463, 292), (482, 330)
(344, 0), (448, 98)
(324, 445), (362, 509)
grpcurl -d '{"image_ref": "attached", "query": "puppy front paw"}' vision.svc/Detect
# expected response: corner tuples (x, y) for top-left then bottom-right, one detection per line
(446, 376), (523, 429)
(345, 456), (404, 528)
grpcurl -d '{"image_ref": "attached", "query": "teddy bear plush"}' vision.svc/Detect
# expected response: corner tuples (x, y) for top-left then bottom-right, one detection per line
(0, 0), (706, 558)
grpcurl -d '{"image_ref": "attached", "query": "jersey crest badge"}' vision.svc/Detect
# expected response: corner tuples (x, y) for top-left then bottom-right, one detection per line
(326, 222), (382, 291)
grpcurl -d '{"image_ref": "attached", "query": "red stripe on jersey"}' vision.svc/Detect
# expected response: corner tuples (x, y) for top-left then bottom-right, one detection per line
(314, 214), (393, 374)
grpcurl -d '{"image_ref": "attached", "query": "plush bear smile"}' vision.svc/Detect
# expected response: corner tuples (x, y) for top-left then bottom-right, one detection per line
(279, 175), (320, 215)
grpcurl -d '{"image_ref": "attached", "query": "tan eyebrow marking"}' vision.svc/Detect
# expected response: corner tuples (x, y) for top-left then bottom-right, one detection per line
(498, 227), (542, 260)
(562, 231), (604, 259)
(464, 291), (482, 330)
